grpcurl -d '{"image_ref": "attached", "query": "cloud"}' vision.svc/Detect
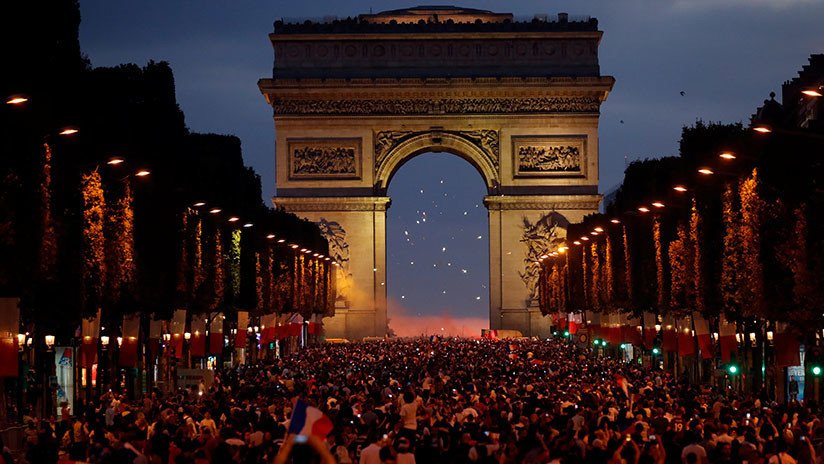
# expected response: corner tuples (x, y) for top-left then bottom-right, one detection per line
(386, 297), (487, 338)
(670, 0), (818, 11)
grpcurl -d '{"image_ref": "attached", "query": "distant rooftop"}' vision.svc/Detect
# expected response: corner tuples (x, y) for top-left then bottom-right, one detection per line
(274, 5), (597, 34)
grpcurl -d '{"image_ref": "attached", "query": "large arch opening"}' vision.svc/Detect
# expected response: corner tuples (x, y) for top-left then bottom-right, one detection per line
(386, 152), (490, 337)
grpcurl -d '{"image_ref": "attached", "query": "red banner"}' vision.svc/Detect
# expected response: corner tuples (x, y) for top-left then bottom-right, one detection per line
(118, 337), (138, 368)
(308, 322), (323, 335)
(0, 336), (18, 377)
(288, 323), (302, 337)
(775, 324), (800, 368)
(677, 330), (695, 357)
(693, 314), (713, 360)
(209, 332), (223, 355)
(190, 332), (206, 357)
(171, 333), (184, 359)
(235, 330), (247, 347)
(80, 337), (97, 369)
(662, 326), (677, 352)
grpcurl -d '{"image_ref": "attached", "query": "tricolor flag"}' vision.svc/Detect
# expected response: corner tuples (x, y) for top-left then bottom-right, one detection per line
(614, 374), (629, 398)
(288, 399), (333, 439)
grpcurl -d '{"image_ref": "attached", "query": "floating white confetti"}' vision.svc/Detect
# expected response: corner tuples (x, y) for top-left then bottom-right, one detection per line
(441, 247), (446, 252)
(447, 262), (452, 266)
(476, 235), (482, 239)
(401, 295), (405, 299)
(442, 290), (447, 294)
(463, 211), (468, 215)
(410, 261), (414, 265)
(461, 269), (467, 274)
(404, 231), (408, 236)
(420, 189), (424, 194)
(440, 179), (444, 184)
(476, 296), (481, 300)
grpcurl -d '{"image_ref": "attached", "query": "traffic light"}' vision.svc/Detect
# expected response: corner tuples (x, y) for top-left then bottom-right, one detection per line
(813, 365), (822, 376)
(601, 340), (608, 347)
(727, 364), (739, 375)
(563, 330), (570, 337)
(593, 338), (601, 346)
(652, 347), (660, 355)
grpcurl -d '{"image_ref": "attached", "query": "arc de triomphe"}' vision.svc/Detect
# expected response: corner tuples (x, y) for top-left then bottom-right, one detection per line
(259, 6), (614, 339)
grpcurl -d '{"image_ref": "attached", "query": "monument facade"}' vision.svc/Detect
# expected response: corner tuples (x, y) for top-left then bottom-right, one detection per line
(259, 6), (614, 339)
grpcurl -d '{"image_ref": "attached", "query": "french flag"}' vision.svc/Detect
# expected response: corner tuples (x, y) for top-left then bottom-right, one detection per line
(288, 399), (333, 439)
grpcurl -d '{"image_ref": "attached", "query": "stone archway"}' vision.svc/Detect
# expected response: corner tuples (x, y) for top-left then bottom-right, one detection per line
(260, 6), (614, 339)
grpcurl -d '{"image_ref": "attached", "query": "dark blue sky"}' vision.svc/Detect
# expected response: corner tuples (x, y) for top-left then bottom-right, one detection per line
(78, 0), (824, 322)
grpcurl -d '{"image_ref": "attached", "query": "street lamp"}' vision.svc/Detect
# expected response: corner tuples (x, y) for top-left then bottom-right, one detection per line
(134, 169), (151, 177)
(801, 88), (822, 98)
(100, 336), (110, 349)
(719, 151), (737, 160)
(698, 167), (714, 175)
(6, 96), (28, 105)
(44, 335), (55, 351)
(58, 127), (79, 136)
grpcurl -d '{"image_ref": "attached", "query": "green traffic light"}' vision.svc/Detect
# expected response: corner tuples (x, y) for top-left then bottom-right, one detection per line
(728, 365), (738, 375)
(652, 348), (660, 355)
(593, 339), (600, 346)
(813, 366), (822, 376)
(601, 340), (608, 346)
(564, 331), (570, 337)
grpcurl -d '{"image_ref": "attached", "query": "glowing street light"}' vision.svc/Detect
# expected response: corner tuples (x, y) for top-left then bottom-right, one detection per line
(107, 157), (125, 165)
(673, 185), (688, 192)
(6, 96), (28, 105)
(719, 151), (737, 160)
(637, 206), (650, 213)
(59, 127), (79, 136)
(135, 169), (151, 177)
(573, 240), (581, 245)
(44, 334), (55, 350)
(610, 218), (621, 224)
(266, 234), (276, 239)
(651, 201), (665, 208)
(277, 239), (286, 243)
(228, 216), (240, 222)
(243, 223), (253, 228)
(209, 208), (222, 214)
(698, 167), (714, 175)
(594, 227), (604, 233)
(580, 236), (589, 241)
(193, 202), (206, 207)
(752, 125), (772, 134)
(802, 89), (823, 97)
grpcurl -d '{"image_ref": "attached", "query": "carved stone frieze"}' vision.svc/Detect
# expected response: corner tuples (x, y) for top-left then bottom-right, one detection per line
(288, 138), (361, 179)
(374, 129), (499, 170)
(513, 136), (586, 178)
(273, 96), (601, 116)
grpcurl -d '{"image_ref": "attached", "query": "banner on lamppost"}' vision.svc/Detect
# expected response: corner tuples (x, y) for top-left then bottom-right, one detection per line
(80, 309), (101, 370)
(677, 316), (695, 357)
(775, 322), (801, 368)
(719, 315), (738, 363)
(171, 309), (186, 359)
(209, 313), (224, 355)
(148, 318), (162, 359)
(55, 346), (74, 419)
(0, 298), (20, 377)
(119, 314), (139, 368)
(589, 312), (601, 340)
(662, 316), (677, 353)
(261, 313), (276, 344)
(236, 311), (248, 347)
(642, 312), (657, 349)
(693, 313), (713, 360)
(190, 317), (206, 357)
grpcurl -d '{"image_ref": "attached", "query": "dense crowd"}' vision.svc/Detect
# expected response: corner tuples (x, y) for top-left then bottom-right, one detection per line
(15, 337), (824, 464)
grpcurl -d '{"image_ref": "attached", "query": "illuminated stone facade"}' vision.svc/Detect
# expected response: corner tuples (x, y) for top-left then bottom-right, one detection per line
(260, 6), (614, 339)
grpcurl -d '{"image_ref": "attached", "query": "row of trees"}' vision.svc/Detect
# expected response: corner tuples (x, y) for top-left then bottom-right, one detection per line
(0, 0), (334, 344)
(539, 117), (824, 391)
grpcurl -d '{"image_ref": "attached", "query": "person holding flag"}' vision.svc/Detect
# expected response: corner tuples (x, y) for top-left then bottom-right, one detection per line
(274, 398), (335, 464)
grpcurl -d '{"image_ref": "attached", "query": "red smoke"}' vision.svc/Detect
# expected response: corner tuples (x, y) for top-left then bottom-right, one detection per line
(386, 297), (488, 337)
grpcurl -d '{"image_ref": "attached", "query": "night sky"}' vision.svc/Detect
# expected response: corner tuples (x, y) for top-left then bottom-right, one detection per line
(78, 0), (824, 332)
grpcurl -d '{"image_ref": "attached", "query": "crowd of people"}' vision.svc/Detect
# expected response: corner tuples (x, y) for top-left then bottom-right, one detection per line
(14, 336), (824, 463)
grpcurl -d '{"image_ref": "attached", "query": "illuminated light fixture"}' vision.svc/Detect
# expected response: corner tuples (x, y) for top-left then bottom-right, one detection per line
(324, 257), (330, 261)
(752, 125), (772, 133)
(209, 208), (222, 214)
(304, 249), (312, 254)
(290, 244), (299, 249)
(44, 335), (55, 350)
(654, 324), (662, 332)
(135, 169), (150, 177)
(243, 223), (253, 228)
(802, 89), (823, 97)
(573, 241), (581, 245)
(651, 201), (665, 208)
(6, 96), (28, 105)
(228, 216), (240, 222)
(277, 239), (286, 243)
(558, 246), (567, 252)
(313, 253), (319, 257)
(719, 152), (736, 160)
(590, 231), (598, 235)
(594, 227), (604, 233)
(333, 262), (340, 266)
(101, 335), (110, 346)
(638, 206), (650, 213)
(673, 185), (688, 192)
(580, 236), (590, 241)
(107, 157), (125, 165)
(17, 333), (25, 346)
(698, 167), (714, 175)
(266, 234), (276, 239)
(540, 254), (549, 259)
(300, 248), (307, 252)
(184, 332), (191, 341)
(59, 128), (79, 136)
(767, 330), (774, 341)
(318, 254), (324, 258)
(610, 218), (621, 224)
(193, 202), (206, 207)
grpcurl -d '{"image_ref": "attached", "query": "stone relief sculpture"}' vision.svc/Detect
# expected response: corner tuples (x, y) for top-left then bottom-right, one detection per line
(317, 218), (352, 308)
(374, 129), (499, 169)
(519, 212), (567, 305)
(275, 96), (600, 116)
(289, 139), (360, 178)
(513, 137), (585, 177)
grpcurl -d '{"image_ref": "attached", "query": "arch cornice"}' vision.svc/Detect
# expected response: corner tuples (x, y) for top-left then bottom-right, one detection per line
(374, 130), (500, 193)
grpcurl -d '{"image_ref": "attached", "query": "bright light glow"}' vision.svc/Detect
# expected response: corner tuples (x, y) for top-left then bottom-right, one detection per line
(753, 125), (772, 133)
(590, 231), (598, 235)
(101, 335), (110, 346)
(277, 239), (286, 243)
(266, 234), (275, 239)
(651, 201), (665, 208)
(325, 257), (330, 261)
(573, 241), (581, 245)
(610, 218), (621, 224)
(243, 223), (253, 228)
(673, 185), (688, 192)
(6, 96), (28, 105)
(698, 168), (714, 175)
(719, 152), (736, 160)
(193, 202), (206, 207)
(638, 206), (650, 213)
(107, 157), (125, 165)
(135, 169), (150, 177)
(594, 227), (604, 233)
(228, 216), (240, 222)
(814, 366), (822, 376)
(209, 208), (222, 214)
(300, 248), (307, 252)
(802, 89), (823, 97)
(313, 253), (319, 257)
(290, 244), (299, 249)
(17, 333), (26, 346)
(59, 128), (79, 136)
(580, 236), (589, 241)
(728, 365), (738, 374)
(540, 254), (549, 259)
